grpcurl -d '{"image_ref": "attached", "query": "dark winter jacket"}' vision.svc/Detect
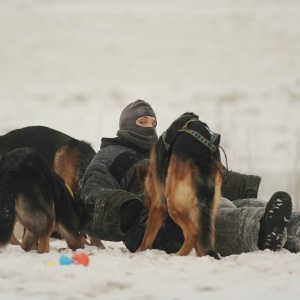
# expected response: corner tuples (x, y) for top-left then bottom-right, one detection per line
(80, 137), (150, 241)
(79, 136), (261, 251)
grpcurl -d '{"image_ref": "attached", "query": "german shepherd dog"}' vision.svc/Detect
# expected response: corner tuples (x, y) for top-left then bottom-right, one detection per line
(0, 147), (88, 253)
(136, 113), (222, 258)
(0, 126), (104, 248)
(0, 125), (96, 194)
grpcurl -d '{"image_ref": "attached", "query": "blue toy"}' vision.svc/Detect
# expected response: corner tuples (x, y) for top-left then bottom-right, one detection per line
(59, 255), (74, 265)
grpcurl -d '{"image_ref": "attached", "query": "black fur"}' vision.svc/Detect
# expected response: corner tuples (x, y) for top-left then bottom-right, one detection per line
(167, 113), (221, 256)
(0, 147), (85, 252)
(0, 125), (96, 192)
(157, 113), (221, 182)
(137, 112), (222, 257)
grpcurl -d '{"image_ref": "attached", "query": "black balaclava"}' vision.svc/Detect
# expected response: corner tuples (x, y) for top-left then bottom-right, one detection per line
(117, 99), (158, 150)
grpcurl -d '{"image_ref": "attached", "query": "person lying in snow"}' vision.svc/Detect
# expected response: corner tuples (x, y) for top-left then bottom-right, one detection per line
(78, 99), (300, 256)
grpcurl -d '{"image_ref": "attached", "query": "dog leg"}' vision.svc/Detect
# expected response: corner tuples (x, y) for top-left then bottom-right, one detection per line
(176, 222), (198, 256)
(37, 234), (52, 253)
(36, 223), (54, 253)
(176, 229), (198, 256)
(57, 225), (86, 250)
(21, 231), (39, 252)
(136, 203), (167, 252)
(66, 237), (85, 250)
(10, 234), (21, 246)
(168, 206), (198, 256)
(166, 160), (200, 256)
(90, 237), (105, 249)
(37, 219), (55, 253)
(10, 219), (21, 246)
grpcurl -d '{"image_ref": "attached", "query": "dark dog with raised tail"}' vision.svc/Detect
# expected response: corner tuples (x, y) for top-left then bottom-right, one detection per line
(0, 125), (105, 248)
(0, 147), (87, 253)
(136, 113), (222, 258)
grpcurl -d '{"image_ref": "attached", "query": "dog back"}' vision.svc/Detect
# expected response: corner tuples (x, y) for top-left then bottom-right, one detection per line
(0, 126), (96, 192)
(156, 113), (221, 182)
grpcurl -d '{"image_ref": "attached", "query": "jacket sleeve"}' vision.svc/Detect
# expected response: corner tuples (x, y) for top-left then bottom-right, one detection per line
(221, 168), (261, 201)
(80, 148), (143, 241)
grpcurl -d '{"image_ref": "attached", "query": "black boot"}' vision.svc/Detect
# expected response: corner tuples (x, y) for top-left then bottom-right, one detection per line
(258, 191), (292, 251)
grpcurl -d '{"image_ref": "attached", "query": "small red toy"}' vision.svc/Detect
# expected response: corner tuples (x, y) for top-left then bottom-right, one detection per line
(72, 252), (90, 266)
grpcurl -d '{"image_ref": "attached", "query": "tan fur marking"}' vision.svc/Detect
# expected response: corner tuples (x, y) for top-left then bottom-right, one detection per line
(10, 234), (21, 246)
(89, 237), (105, 249)
(57, 225), (86, 250)
(166, 157), (200, 256)
(54, 147), (80, 193)
(10, 220), (21, 246)
(136, 147), (168, 251)
(37, 223), (55, 253)
(137, 138), (222, 257)
(208, 164), (222, 251)
(16, 195), (56, 253)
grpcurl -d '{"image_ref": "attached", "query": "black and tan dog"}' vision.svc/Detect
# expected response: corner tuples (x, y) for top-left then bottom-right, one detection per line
(136, 113), (222, 258)
(0, 125), (96, 194)
(0, 147), (88, 253)
(0, 126), (104, 248)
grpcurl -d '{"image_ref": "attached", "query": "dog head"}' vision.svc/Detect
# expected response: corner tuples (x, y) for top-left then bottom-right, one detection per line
(180, 112), (221, 147)
(180, 112), (199, 119)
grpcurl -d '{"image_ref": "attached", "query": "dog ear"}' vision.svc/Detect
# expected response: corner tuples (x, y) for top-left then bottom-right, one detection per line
(135, 164), (148, 188)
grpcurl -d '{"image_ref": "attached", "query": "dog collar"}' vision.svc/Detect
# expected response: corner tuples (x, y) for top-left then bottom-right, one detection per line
(162, 117), (220, 152)
(177, 128), (218, 152)
(65, 183), (74, 199)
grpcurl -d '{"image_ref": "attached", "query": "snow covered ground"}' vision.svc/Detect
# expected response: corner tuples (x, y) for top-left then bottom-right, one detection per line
(1, 0), (300, 299)
(1, 240), (300, 300)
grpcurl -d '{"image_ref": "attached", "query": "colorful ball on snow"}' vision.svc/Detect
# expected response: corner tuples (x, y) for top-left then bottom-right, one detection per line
(59, 255), (74, 266)
(72, 252), (89, 266)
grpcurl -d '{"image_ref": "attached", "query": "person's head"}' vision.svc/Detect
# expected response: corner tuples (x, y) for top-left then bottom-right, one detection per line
(117, 99), (158, 150)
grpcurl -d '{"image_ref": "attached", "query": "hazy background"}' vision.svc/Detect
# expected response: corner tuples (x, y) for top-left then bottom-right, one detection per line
(1, 0), (300, 209)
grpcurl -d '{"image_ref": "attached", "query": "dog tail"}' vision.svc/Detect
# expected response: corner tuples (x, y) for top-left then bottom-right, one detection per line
(196, 174), (221, 260)
(0, 184), (16, 247)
